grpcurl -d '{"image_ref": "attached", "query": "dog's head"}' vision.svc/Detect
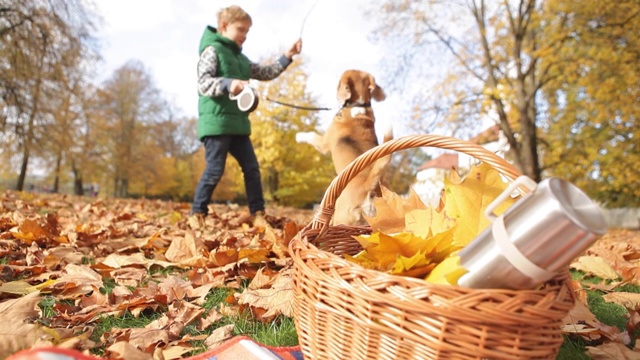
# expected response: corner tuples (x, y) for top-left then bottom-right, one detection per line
(337, 70), (386, 107)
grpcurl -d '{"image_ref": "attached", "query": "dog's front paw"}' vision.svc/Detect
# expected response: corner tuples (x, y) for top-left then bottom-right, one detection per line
(295, 131), (315, 144)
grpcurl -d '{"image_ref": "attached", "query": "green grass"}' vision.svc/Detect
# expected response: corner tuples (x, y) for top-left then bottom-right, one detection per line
(38, 296), (56, 318)
(557, 270), (640, 358)
(62, 284), (299, 356)
(90, 309), (164, 356)
(232, 313), (298, 346)
(202, 287), (235, 311)
(557, 336), (592, 360)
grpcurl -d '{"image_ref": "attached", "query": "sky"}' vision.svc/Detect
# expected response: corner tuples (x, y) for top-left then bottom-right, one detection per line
(93, 0), (401, 137)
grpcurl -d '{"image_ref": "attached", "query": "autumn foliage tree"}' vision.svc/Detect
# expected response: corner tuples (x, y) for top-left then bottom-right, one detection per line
(0, 0), (98, 191)
(370, 0), (572, 181)
(369, 0), (639, 206)
(541, 0), (640, 207)
(98, 61), (168, 198)
(222, 60), (335, 208)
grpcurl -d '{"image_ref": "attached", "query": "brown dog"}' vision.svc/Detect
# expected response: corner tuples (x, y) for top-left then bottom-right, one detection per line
(296, 69), (393, 225)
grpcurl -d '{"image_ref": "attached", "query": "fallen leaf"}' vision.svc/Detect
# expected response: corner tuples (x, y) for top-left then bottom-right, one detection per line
(236, 270), (294, 318)
(205, 324), (235, 349)
(571, 256), (620, 280)
(0, 291), (45, 358)
(165, 230), (204, 263)
(602, 292), (640, 311)
(586, 342), (640, 359)
(106, 341), (155, 360)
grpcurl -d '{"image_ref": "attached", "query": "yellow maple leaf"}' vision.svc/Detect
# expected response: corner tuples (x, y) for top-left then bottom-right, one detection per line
(443, 163), (517, 246)
(392, 252), (436, 278)
(425, 255), (468, 285)
(350, 161), (520, 285)
(363, 185), (427, 233)
(352, 228), (459, 275)
(405, 208), (455, 238)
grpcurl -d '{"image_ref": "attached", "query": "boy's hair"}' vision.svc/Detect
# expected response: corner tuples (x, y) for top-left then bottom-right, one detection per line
(217, 5), (252, 26)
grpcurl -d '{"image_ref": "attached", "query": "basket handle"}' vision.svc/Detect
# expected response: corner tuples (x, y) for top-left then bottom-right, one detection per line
(309, 134), (523, 234)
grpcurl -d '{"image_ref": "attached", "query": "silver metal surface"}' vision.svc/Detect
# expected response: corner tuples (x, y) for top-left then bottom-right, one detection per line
(458, 177), (607, 289)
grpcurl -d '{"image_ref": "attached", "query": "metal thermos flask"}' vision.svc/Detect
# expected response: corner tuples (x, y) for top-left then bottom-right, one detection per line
(458, 176), (607, 290)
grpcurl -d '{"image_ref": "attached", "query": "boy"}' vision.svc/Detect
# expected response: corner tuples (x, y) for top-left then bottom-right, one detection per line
(190, 5), (302, 227)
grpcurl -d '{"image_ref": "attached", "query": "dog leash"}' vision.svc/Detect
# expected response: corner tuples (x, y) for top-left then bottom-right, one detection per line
(265, 97), (332, 111)
(299, 0), (320, 38)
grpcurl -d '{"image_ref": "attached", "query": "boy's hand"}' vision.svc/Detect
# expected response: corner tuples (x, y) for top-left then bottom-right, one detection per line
(229, 80), (248, 95)
(285, 38), (302, 59)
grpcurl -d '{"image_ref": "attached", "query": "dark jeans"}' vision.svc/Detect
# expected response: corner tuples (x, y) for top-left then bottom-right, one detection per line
(191, 135), (265, 215)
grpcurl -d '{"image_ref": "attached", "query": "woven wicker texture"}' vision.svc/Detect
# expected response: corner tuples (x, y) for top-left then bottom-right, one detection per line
(290, 135), (575, 360)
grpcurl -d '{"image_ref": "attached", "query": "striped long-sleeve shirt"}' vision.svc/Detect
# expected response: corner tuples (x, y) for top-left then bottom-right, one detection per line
(197, 46), (292, 98)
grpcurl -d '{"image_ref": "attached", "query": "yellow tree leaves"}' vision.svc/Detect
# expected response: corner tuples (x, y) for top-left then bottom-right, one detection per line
(348, 163), (516, 284)
(250, 60), (335, 207)
(541, 0), (640, 207)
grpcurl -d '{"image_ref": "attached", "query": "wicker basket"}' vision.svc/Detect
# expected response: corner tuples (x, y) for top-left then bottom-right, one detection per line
(289, 135), (575, 360)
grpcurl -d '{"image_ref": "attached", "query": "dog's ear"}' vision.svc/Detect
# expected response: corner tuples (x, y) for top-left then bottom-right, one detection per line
(337, 77), (352, 106)
(368, 74), (386, 102)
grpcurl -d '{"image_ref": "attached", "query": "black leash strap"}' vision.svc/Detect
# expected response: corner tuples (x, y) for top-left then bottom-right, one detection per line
(266, 97), (332, 111)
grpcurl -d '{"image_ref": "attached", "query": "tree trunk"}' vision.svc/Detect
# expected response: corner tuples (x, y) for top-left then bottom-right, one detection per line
(53, 153), (62, 193)
(72, 161), (83, 195)
(16, 146), (30, 191)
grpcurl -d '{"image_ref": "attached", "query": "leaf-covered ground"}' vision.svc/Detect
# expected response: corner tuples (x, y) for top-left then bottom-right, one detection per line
(0, 190), (313, 359)
(0, 189), (639, 359)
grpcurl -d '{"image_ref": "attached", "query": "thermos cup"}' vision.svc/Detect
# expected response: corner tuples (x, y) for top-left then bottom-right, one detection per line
(458, 176), (607, 289)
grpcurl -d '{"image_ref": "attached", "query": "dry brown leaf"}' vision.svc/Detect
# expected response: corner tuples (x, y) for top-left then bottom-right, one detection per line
(238, 248), (270, 263)
(248, 267), (273, 290)
(0, 291), (45, 358)
(210, 248), (239, 267)
(187, 283), (215, 305)
(363, 185), (420, 232)
(107, 341), (155, 360)
(236, 270), (294, 318)
(205, 324), (235, 349)
(40, 264), (103, 298)
(157, 275), (194, 303)
(165, 300), (206, 335)
(97, 252), (174, 269)
(563, 301), (601, 329)
(602, 292), (640, 311)
(128, 328), (170, 352)
(162, 345), (195, 360)
(264, 225), (288, 259)
(110, 267), (148, 287)
(198, 308), (223, 331)
(571, 255), (620, 280)
(165, 230), (204, 263)
(586, 342), (640, 359)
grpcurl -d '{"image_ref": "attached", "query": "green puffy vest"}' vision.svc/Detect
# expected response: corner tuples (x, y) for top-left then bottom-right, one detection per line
(197, 26), (251, 140)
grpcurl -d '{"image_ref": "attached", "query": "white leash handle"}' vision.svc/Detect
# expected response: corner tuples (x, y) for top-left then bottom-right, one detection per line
(229, 86), (258, 112)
